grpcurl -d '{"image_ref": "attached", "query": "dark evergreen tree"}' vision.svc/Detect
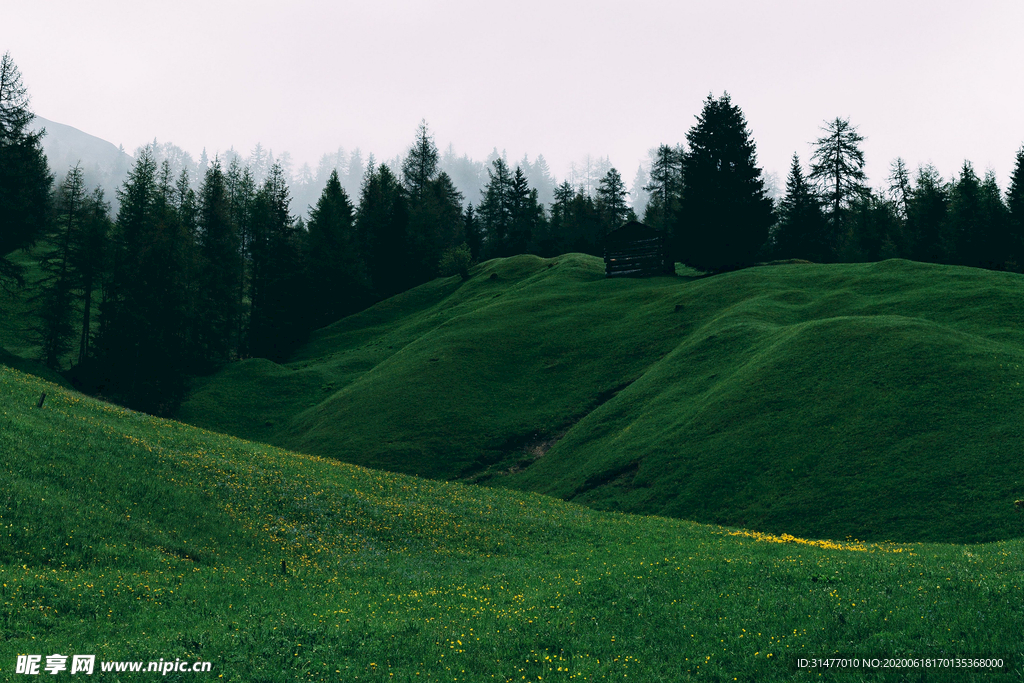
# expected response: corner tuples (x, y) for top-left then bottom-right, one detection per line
(679, 93), (774, 272)
(408, 171), (464, 281)
(463, 203), (482, 262)
(809, 117), (868, 257)
(0, 52), (52, 288)
(544, 181), (575, 256)
(478, 157), (514, 257)
(72, 187), (111, 365)
(37, 165), (86, 368)
(906, 164), (948, 263)
(947, 161), (983, 266)
(642, 144), (683, 233)
(544, 182), (602, 256)
(1007, 147), (1024, 269)
(979, 170), (1010, 270)
(306, 169), (368, 326)
(888, 157), (912, 221)
(249, 163), (304, 358)
(355, 162), (409, 297)
(843, 191), (905, 262)
(401, 120), (439, 201)
(196, 160), (241, 364)
(773, 154), (828, 261)
(226, 157), (256, 351)
(595, 168), (630, 234)
(97, 149), (192, 411)
(508, 166), (542, 255)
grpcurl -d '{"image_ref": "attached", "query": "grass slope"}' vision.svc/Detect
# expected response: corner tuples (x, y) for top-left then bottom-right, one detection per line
(3, 366), (1023, 681)
(180, 255), (1024, 544)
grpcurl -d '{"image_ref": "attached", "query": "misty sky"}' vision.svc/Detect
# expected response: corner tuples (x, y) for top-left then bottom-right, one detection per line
(4, 0), (1023, 190)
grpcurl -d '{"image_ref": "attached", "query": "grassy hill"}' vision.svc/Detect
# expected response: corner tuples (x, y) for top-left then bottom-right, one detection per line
(2, 365), (1022, 681)
(179, 255), (1024, 544)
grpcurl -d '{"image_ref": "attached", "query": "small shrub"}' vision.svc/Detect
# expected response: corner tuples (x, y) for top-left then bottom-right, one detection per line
(439, 244), (473, 280)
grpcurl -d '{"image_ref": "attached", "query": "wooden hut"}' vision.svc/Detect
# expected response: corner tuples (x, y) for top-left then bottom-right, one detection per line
(603, 221), (671, 278)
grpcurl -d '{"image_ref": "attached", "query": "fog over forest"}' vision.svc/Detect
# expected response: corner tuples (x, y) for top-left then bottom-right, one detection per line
(31, 113), (786, 220)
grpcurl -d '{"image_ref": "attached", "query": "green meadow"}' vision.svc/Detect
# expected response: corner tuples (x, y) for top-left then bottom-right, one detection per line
(181, 254), (1024, 545)
(1, 365), (1022, 681)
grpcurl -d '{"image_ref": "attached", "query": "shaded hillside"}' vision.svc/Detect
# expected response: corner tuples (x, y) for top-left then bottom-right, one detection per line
(3, 364), (1022, 681)
(179, 255), (1024, 543)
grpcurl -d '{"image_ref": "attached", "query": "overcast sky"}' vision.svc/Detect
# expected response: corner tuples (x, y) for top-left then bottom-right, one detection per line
(4, 0), (1023, 190)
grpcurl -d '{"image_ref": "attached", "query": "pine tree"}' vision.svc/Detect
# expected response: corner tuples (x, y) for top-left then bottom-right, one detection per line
(906, 165), (949, 264)
(37, 165), (87, 368)
(0, 52), (52, 287)
(249, 163), (303, 358)
(1007, 147), (1024, 269)
(72, 187), (111, 365)
(947, 161), (983, 266)
(888, 158), (912, 220)
(226, 157), (256, 351)
(773, 154), (828, 261)
(809, 117), (868, 256)
(507, 167), (542, 255)
(596, 168), (629, 234)
(355, 162), (409, 298)
(306, 169), (367, 325)
(463, 203), (482, 262)
(401, 120), (439, 201)
(478, 158), (514, 257)
(843, 191), (904, 262)
(529, 154), (556, 208)
(679, 93), (774, 272)
(630, 164), (650, 219)
(979, 170), (1010, 270)
(643, 144), (683, 233)
(196, 160), (241, 364)
(97, 148), (192, 411)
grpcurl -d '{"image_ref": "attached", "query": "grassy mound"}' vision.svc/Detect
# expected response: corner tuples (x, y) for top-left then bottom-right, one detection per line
(2, 366), (1023, 681)
(179, 255), (1024, 543)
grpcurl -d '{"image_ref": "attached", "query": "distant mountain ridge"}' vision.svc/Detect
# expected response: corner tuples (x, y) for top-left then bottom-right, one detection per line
(29, 115), (132, 208)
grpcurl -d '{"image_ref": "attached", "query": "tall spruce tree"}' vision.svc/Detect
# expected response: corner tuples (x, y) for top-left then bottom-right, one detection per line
(98, 149), (192, 411)
(196, 160), (241, 364)
(37, 165), (87, 368)
(907, 165), (949, 264)
(478, 157), (514, 257)
(643, 144), (683, 233)
(508, 166), (542, 255)
(979, 170), (1010, 270)
(356, 162), (409, 297)
(596, 168), (630, 234)
(306, 169), (367, 326)
(773, 154), (827, 261)
(888, 158), (912, 220)
(947, 161), (983, 267)
(1007, 147), (1024, 268)
(463, 203), (482, 262)
(809, 117), (868, 258)
(679, 93), (774, 272)
(72, 187), (111, 365)
(249, 163), (303, 358)
(226, 157), (256, 351)
(402, 121), (439, 201)
(0, 52), (52, 288)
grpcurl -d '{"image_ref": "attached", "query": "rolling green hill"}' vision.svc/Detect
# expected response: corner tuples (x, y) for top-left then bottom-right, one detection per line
(179, 255), (1024, 545)
(2, 364), (1022, 681)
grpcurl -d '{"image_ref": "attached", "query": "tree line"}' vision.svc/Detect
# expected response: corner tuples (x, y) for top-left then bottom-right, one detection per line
(4, 50), (1024, 411)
